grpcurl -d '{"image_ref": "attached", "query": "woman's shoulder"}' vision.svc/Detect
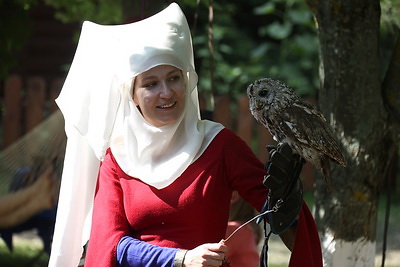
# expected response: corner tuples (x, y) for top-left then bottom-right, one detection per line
(100, 148), (123, 175)
(212, 128), (249, 149)
(103, 148), (117, 164)
(214, 128), (240, 141)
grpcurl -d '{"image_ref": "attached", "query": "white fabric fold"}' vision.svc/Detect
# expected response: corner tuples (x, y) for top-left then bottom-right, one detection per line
(49, 3), (223, 267)
(110, 76), (222, 189)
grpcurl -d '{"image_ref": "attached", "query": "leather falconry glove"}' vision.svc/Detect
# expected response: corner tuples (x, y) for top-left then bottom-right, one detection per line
(257, 142), (304, 234)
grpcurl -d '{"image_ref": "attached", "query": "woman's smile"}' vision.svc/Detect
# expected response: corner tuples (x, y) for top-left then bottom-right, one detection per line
(158, 101), (177, 109)
(133, 65), (186, 127)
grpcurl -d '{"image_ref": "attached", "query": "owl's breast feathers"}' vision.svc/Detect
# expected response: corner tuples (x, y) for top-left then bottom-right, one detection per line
(247, 77), (347, 186)
(271, 101), (346, 167)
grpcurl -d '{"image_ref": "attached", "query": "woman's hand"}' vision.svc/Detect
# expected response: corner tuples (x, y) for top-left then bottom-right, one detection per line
(184, 241), (228, 266)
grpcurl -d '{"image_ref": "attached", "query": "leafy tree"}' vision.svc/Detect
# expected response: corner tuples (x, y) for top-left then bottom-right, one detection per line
(0, 1), (32, 79)
(183, 0), (320, 109)
(306, 0), (399, 266)
(0, 0), (322, 100)
(44, 0), (123, 24)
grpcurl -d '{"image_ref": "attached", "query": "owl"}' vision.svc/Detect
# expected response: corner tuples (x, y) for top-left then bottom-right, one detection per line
(247, 78), (346, 186)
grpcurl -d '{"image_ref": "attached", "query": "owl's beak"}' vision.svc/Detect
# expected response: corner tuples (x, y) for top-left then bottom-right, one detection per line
(255, 100), (264, 110)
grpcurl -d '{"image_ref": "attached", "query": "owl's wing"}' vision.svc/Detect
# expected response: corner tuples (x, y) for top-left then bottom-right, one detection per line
(277, 101), (346, 166)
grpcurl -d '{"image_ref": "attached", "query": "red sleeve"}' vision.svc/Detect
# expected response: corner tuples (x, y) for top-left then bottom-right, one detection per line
(218, 129), (269, 210)
(85, 149), (131, 267)
(218, 130), (322, 266)
(289, 202), (323, 267)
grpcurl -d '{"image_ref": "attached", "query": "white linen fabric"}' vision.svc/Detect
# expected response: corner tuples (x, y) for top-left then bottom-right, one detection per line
(49, 3), (223, 267)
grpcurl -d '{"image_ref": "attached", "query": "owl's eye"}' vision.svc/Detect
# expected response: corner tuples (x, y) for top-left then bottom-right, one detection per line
(258, 90), (268, 97)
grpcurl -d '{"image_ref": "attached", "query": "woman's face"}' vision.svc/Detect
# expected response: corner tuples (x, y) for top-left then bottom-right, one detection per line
(133, 65), (186, 127)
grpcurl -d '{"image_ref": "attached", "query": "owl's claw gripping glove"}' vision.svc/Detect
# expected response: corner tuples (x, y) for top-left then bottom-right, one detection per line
(257, 143), (304, 234)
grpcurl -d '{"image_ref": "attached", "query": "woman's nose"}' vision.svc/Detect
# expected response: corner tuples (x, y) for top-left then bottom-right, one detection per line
(159, 81), (173, 98)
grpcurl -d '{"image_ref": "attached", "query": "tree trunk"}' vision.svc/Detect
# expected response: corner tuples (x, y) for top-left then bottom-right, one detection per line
(306, 1), (394, 266)
(382, 35), (400, 124)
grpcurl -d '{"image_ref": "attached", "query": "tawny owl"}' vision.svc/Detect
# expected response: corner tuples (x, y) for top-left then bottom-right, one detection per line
(247, 78), (346, 185)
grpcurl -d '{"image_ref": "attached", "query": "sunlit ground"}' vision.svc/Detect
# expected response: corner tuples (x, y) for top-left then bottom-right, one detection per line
(0, 193), (398, 267)
(0, 231), (48, 267)
(264, 231), (400, 267)
(262, 192), (400, 267)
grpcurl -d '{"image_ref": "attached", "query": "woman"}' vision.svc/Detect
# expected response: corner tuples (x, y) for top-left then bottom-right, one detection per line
(49, 3), (322, 267)
(0, 164), (55, 228)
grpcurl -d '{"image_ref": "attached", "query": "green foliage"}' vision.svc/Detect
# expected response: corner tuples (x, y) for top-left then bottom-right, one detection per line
(380, 0), (400, 79)
(43, 0), (123, 24)
(1, 0), (398, 102)
(381, 0), (400, 32)
(178, 0), (319, 109)
(0, 1), (32, 79)
(0, 0), (125, 80)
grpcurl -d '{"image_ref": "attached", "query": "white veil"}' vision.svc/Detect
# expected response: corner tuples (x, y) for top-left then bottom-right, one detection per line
(49, 3), (223, 267)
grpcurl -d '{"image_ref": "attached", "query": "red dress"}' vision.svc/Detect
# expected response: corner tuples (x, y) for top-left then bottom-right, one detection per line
(85, 128), (322, 267)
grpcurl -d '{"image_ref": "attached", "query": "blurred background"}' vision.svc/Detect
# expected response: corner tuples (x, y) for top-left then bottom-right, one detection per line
(0, 0), (399, 266)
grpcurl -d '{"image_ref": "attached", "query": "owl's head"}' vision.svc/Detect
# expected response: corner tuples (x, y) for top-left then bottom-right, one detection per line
(247, 78), (296, 113)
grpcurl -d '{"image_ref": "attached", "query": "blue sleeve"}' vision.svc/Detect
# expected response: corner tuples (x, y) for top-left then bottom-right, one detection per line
(116, 235), (178, 267)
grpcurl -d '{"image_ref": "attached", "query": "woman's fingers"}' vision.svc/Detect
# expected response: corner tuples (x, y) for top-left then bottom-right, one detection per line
(184, 242), (228, 266)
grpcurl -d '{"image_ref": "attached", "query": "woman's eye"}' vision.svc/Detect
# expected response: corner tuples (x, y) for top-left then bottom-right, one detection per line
(144, 81), (157, 88)
(169, 75), (181, 82)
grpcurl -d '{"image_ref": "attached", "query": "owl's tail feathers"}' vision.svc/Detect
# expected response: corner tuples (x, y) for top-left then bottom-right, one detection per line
(333, 153), (347, 167)
(329, 145), (347, 167)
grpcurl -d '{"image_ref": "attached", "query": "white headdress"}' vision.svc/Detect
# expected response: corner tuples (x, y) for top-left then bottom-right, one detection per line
(49, 3), (223, 267)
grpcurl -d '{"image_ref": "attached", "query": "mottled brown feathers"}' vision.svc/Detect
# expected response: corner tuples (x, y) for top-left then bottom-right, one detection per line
(247, 78), (346, 185)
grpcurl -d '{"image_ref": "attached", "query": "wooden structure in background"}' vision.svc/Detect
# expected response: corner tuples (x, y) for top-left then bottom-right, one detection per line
(0, 3), (316, 190)
(0, 3), (78, 147)
(1, 75), (316, 190)
(2, 75), (64, 148)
